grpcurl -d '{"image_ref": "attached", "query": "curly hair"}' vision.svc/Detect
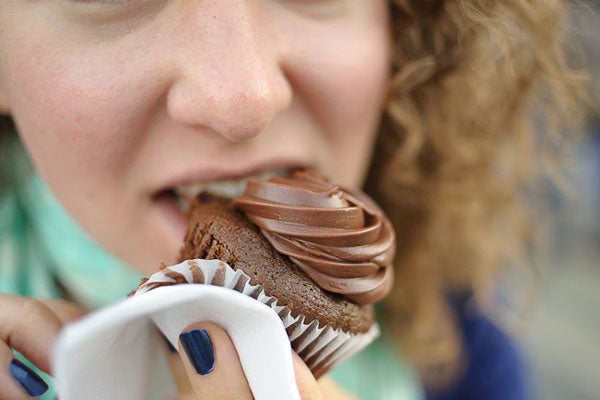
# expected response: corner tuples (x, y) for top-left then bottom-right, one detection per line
(369, 0), (585, 387)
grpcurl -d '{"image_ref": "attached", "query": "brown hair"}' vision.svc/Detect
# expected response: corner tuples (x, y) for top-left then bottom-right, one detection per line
(370, 0), (585, 387)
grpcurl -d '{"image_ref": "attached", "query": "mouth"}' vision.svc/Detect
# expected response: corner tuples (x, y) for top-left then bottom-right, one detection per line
(154, 168), (290, 215)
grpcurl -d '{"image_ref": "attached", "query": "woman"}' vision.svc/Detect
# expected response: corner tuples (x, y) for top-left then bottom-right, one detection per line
(0, 1), (582, 398)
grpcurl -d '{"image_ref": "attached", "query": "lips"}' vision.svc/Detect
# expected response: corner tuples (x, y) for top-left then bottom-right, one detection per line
(154, 168), (292, 215)
(174, 169), (288, 202)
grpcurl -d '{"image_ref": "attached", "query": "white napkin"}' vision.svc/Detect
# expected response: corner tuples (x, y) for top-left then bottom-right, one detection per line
(53, 284), (301, 400)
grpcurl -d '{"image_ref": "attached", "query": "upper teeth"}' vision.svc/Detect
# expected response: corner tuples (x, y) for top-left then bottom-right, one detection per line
(174, 169), (287, 200)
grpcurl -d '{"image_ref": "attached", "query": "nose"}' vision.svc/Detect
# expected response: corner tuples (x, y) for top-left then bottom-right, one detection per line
(166, 1), (292, 142)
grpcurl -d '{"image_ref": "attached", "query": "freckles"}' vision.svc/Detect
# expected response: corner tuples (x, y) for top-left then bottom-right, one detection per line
(84, 188), (96, 201)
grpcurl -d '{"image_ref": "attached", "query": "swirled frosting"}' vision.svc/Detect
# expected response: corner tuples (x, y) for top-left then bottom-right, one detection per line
(233, 169), (395, 305)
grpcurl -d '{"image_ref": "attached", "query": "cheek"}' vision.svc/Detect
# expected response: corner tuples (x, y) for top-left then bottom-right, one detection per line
(288, 18), (390, 187)
(321, 65), (388, 187)
(0, 36), (150, 212)
(12, 74), (117, 221)
(0, 44), (176, 267)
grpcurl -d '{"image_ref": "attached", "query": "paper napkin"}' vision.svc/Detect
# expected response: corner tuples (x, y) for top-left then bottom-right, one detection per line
(53, 284), (301, 400)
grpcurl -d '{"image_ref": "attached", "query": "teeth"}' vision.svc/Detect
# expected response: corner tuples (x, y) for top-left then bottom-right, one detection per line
(176, 195), (191, 214)
(174, 169), (288, 201)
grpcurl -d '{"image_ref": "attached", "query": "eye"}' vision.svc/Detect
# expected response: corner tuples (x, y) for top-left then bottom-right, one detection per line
(62, 0), (166, 25)
(278, 0), (351, 19)
(65, 0), (154, 14)
(69, 0), (134, 4)
(68, 0), (129, 6)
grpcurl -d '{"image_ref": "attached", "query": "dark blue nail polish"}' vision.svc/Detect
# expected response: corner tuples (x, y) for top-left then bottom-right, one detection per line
(9, 359), (48, 397)
(179, 329), (215, 375)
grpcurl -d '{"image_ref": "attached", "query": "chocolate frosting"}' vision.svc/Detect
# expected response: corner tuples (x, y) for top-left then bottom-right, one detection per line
(233, 169), (395, 305)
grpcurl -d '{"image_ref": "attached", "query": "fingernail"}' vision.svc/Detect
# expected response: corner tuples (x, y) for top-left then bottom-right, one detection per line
(9, 359), (48, 397)
(161, 333), (178, 353)
(179, 329), (215, 375)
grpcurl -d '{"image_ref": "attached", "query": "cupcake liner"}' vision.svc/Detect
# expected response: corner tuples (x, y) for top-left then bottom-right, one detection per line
(133, 259), (380, 377)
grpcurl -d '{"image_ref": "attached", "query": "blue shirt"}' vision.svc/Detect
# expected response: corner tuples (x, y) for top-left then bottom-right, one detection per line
(427, 297), (530, 400)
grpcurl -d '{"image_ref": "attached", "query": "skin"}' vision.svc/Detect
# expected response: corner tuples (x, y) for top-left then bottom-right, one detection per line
(0, 0), (390, 398)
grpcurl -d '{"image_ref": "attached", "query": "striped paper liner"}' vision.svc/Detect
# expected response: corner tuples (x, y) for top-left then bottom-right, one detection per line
(133, 259), (379, 378)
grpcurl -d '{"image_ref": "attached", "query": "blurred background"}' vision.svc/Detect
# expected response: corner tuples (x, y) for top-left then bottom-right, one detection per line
(523, 2), (600, 399)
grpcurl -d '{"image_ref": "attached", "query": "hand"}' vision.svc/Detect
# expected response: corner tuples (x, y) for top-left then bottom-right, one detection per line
(0, 293), (85, 399)
(165, 322), (358, 400)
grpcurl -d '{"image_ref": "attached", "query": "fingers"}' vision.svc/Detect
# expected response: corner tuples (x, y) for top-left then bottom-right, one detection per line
(292, 353), (324, 400)
(177, 322), (253, 400)
(0, 294), (63, 374)
(0, 343), (37, 400)
(293, 353), (357, 400)
(168, 322), (346, 400)
(160, 333), (195, 399)
(316, 376), (358, 400)
(41, 298), (86, 324)
(0, 294), (86, 399)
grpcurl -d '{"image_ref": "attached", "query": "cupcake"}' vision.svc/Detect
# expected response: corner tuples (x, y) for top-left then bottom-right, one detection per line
(133, 169), (395, 378)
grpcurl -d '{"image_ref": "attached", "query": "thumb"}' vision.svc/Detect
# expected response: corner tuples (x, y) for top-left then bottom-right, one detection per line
(178, 322), (253, 400)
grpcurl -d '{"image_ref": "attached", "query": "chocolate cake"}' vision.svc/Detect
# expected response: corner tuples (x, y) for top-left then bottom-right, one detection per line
(134, 169), (396, 377)
(178, 195), (375, 333)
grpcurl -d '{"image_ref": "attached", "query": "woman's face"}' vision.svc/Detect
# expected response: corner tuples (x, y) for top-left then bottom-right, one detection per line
(0, 1), (391, 272)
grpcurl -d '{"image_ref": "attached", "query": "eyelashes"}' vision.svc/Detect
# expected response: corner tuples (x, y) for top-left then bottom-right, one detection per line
(60, 0), (168, 34)
(66, 0), (149, 10)
(63, 0), (350, 24)
(69, 0), (132, 3)
(64, 0), (163, 16)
